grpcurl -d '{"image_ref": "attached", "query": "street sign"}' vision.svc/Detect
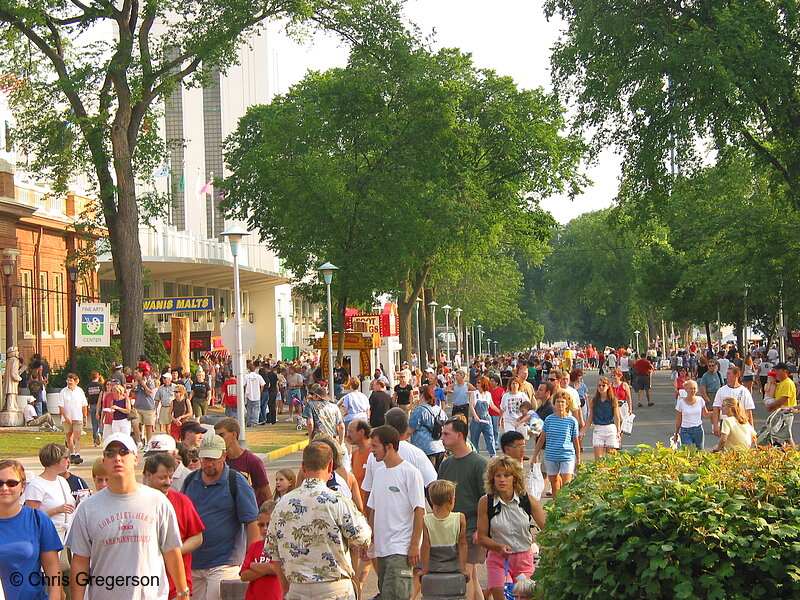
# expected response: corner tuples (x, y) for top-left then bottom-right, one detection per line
(76, 303), (111, 347)
(221, 317), (257, 352)
(778, 325), (787, 338)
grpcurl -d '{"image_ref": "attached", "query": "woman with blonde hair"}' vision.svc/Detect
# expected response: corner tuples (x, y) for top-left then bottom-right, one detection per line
(477, 455), (546, 600)
(713, 397), (757, 451)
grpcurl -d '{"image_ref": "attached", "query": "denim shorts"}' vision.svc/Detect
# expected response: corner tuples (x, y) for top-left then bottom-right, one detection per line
(544, 459), (575, 475)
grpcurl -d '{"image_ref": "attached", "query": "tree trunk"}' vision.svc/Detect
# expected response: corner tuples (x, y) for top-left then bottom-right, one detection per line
(397, 302), (413, 365)
(397, 267), (430, 365)
(107, 126), (145, 369)
(170, 317), (190, 374)
(705, 321), (713, 354)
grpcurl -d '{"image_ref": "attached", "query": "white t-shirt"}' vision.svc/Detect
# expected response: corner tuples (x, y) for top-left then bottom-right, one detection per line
(758, 361), (773, 377)
(341, 391), (370, 421)
(23, 403), (37, 423)
(716, 358), (731, 378)
(361, 440), (437, 492)
(66, 485), (181, 600)
(58, 386), (88, 421)
(619, 356), (630, 372)
(24, 475), (75, 529)
(243, 371), (266, 402)
(366, 460), (425, 558)
(675, 397), (704, 428)
(713, 384), (755, 411)
(606, 354), (617, 369)
(767, 348), (779, 362)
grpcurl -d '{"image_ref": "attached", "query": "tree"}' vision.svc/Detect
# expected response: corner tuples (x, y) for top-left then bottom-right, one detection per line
(223, 37), (582, 362)
(0, 0), (403, 366)
(545, 0), (800, 206)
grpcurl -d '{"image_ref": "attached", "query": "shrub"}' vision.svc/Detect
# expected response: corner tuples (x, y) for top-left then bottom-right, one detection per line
(534, 446), (800, 600)
(143, 321), (169, 371)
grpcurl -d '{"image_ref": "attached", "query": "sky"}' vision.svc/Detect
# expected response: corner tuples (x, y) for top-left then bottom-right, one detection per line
(266, 0), (621, 224)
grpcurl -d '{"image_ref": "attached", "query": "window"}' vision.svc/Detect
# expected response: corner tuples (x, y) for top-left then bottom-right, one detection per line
(53, 273), (65, 334)
(39, 272), (50, 334)
(162, 282), (175, 297)
(20, 270), (33, 336)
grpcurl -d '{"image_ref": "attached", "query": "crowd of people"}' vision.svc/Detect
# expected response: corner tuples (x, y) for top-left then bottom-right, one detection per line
(1, 340), (797, 600)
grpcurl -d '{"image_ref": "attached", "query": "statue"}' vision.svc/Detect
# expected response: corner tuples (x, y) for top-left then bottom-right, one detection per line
(2, 347), (22, 413)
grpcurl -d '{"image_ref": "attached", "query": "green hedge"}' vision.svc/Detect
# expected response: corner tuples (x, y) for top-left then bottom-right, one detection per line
(534, 446), (800, 599)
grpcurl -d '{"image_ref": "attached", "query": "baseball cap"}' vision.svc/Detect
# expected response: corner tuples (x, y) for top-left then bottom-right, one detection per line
(102, 432), (138, 454)
(162, 371), (173, 380)
(144, 434), (177, 455)
(768, 371), (778, 378)
(198, 432), (226, 459)
(181, 421), (206, 435)
(425, 368), (435, 374)
(310, 384), (328, 398)
(774, 362), (790, 371)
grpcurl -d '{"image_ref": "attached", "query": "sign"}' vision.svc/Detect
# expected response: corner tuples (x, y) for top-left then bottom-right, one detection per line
(142, 296), (214, 313)
(313, 332), (381, 350)
(221, 317), (257, 352)
(76, 303), (111, 347)
(778, 325), (787, 338)
(344, 303), (399, 337)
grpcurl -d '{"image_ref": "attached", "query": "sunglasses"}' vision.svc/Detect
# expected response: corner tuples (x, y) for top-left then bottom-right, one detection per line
(0, 479), (22, 488)
(548, 378), (557, 381)
(103, 447), (132, 458)
(189, 458), (200, 464)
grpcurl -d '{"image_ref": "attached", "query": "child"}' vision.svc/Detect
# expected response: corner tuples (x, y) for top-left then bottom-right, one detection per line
(272, 468), (296, 501)
(515, 401), (539, 440)
(91, 458), (109, 492)
(240, 501), (283, 600)
(421, 480), (468, 580)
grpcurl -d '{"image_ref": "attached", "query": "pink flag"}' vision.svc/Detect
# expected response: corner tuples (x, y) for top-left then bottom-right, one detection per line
(198, 180), (213, 195)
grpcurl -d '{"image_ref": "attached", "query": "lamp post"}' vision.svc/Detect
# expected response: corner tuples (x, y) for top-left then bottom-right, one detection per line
(470, 320), (476, 361)
(428, 301), (438, 364)
(454, 308), (463, 364)
(633, 330), (641, 356)
(493, 340), (498, 354)
(1, 250), (18, 357)
(477, 325), (483, 357)
(317, 262), (338, 394)
(220, 225), (250, 446)
(415, 297), (423, 367)
(442, 304), (451, 364)
(486, 338), (491, 355)
(67, 266), (79, 374)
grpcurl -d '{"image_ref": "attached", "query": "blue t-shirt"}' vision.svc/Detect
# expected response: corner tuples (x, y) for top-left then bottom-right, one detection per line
(434, 387), (446, 407)
(409, 404), (446, 456)
(181, 465), (259, 570)
(0, 507), (62, 600)
(542, 414), (580, 462)
(452, 383), (470, 407)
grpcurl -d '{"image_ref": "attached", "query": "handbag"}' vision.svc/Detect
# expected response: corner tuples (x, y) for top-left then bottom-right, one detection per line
(621, 413), (636, 435)
(127, 407), (139, 421)
(503, 558), (516, 600)
(527, 463), (544, 500)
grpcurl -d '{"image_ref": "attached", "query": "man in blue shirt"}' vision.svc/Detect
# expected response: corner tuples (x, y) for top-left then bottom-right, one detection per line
(181, 432), (259, 600)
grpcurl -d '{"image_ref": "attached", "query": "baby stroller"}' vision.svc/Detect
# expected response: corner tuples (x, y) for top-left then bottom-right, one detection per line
(757, 409), (795, 447)
(295, 415), (308, 431)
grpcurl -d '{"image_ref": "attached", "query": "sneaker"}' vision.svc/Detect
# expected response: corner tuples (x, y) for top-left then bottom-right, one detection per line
(284, 417), (294, 422)
(73, 455), (84, 465)
(69, 455), (79, 465)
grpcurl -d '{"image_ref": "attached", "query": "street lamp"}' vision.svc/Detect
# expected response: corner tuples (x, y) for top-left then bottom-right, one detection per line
(633, 330), (641, 356)
(415, 297), (423, 367)
(493, 340), (498, 354)
(477, 325), (483, 357)
(220, 225), (250, 445)
(67, 265), (79, 374)
(442, 304), (451, 364)
(317, 262), (338, 394)
(470, 320), (476, 360)
(428, 301), (438, 364)
(486, 338), (491, 355)
(1, 250), (18, 357)
(454, 308), (463, 364)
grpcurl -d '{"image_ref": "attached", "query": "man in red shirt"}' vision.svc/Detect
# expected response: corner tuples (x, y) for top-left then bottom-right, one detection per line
(143, 452), (205, 600)
(633, 355), (654, 407)
(223, 375), (238, 419)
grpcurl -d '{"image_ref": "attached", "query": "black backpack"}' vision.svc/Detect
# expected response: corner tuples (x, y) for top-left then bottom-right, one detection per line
(485, 493), (532, 535)
(424, 404), (447, 440)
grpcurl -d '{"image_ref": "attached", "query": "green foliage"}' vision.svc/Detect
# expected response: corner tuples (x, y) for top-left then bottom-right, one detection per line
(143, 321), (170, 371)
(535, 446), (800, 599)
(545, 0), (800, 205)
(48, 342), (121, 389)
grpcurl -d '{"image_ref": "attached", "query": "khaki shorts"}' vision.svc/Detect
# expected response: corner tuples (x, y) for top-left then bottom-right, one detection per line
(158, 407), (173, 425)
(63, 419), (84, 434)
(138, 409), (155, 426)
(377, 555), (412, 600)
(466, 533), (487, 564)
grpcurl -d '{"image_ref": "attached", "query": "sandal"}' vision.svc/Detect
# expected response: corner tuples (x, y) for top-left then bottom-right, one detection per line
(637, 403), (643, 407)
(648, 402), (655, 407)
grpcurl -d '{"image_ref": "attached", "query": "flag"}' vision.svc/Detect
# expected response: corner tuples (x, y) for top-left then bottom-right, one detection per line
(153, 163), (170, 178)
(198, 180), (213, 195)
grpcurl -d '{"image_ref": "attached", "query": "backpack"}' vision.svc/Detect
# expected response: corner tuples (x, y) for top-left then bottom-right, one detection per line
(485, 493), (532, 535)
(424, 404), (447, 440)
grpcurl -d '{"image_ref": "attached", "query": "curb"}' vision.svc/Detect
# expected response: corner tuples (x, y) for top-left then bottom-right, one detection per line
(264, 439), (309, 462)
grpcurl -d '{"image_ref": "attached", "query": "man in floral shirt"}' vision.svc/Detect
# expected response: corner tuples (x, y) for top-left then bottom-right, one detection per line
(267, 442), (371, 600)
(302, 384), (345, 442)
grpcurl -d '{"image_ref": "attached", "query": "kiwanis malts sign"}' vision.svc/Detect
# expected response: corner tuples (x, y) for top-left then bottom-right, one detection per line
(142, 296), (215, 313)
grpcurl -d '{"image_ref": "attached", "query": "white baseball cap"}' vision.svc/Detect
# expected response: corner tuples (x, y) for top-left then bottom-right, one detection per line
(102, 432), (138, 454)
(144, 434), (177, 455)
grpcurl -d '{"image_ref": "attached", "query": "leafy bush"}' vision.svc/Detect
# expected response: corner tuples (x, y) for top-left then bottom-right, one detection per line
(48, 343), (122, 389)
(534, 446), (800, 600)
(143, 320), (169, 371)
